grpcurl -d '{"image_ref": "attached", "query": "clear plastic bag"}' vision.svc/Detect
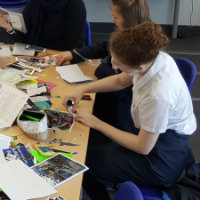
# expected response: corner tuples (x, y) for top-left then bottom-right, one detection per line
(17, 110), (48, 141)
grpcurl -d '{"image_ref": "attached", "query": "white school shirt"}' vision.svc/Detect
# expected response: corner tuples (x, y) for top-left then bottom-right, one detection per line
(131, 51), (196, 135)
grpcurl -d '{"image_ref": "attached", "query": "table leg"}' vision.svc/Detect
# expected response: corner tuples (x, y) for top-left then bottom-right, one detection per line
(172, 0), (181, 38)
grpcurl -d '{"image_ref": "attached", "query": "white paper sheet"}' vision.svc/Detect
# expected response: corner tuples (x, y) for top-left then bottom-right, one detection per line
(30, 96), (49, 102)
(12, 43), (35, 56)
(0, 81), (29, 129)
(0, 133), (11, 150)
(0, 68), (32, 85)
(27, 86), (47, 97)
(0, 150), (6, 164)
(0, 46), (12, 58)
(56, 64), (92, 83)
(0, 160), (56, 200)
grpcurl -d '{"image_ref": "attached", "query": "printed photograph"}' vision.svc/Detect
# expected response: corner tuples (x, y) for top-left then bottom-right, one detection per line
(44, 109), (74, 132)
(32, 153), (88, 187)
(25, 44), (46, 53)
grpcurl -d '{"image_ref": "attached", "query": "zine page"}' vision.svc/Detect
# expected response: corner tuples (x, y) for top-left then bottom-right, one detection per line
(44, 109), (74, 132)
(32, 153), (88, 187)
(0, 7), (27, 33)
(0, 160), (56, 200)
(56, 64), (92, 83)
(3, 146), (34, 167)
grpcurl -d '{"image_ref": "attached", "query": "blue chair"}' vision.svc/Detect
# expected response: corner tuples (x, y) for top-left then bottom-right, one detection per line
(114, 181), (144, 200)
(85, 20), (92, 46)
(0, 0), (27, 8)
(0, 0), (27, 4)
(174, 57), (197, 91)
(139, 186), (163, 200)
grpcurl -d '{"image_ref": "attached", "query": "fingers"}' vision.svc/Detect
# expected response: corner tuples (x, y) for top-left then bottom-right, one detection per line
(56, 55), (66, 66)
(63, 96), (78, 112)
(0, 16), (10, 29)
(56, 51), (73, 66)
(75, 112), (89, 124)
(75, 112), (100, 129)
(75, 112), (83, 122)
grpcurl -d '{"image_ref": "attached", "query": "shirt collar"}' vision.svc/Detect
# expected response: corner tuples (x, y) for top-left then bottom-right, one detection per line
(133, 51), (165, 91)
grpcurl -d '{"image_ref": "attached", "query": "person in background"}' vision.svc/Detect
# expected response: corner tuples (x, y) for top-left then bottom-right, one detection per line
(63, 22), (196, 200)
(0, 0), (86, 50)
(56, 0), (151, 145)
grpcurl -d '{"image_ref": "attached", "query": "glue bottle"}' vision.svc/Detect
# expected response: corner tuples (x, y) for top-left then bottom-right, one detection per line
(67, 100), (73, 113)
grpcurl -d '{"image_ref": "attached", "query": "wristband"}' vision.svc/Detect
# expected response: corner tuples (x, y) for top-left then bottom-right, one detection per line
(7, 28), (15, 35)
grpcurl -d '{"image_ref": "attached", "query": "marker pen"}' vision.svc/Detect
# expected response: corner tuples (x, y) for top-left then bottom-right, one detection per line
(22, 114), (40, 121)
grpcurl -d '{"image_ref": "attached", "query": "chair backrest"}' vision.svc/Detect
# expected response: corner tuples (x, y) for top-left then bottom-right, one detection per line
(139, 186), (163, 200)
(85, 20), (92, 46)
(114, 181), (144, 200)
(0, 0), (27, 8)
(174, 57), (197, 91)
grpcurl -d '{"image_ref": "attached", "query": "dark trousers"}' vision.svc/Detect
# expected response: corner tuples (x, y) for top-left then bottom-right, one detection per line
(89, 61), (135, 146)
(89, 88), (135, 146)
(83, 130), (195, 200)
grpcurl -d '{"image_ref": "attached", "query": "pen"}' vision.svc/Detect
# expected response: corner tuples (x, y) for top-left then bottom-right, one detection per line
(27, 99), (40, 111)
(8, 63), (24, 70)
(73, 49), (92, 63)
(22, 114), (40, 121)
(51, 148), (71, 154)
(52, 149), (78, 155)
(81, 94), (92, 100)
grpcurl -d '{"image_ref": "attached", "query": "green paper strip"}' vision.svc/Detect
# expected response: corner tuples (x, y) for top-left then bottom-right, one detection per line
(29, 149), (72, 163)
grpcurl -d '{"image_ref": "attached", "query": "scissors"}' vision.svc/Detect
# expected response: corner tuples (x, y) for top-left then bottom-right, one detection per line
(47, 138), (79, 146)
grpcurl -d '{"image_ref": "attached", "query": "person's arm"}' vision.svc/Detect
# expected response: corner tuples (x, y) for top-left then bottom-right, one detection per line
(71, 41), (109, 63)
(63, 72), (133, 111)
(56, 40), (109, 66)
(76, 113), (159, 155)
(0, 13), (26, 43)
(0, 0), (34, 43)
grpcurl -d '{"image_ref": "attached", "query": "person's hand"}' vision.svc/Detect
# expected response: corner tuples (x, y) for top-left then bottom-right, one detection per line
(63, 87), (85, 112)
(56, 51), (73, 66)
(0, 14), (12, 32)
(75, 112), (102, 129)
(87, 61), (101, 71)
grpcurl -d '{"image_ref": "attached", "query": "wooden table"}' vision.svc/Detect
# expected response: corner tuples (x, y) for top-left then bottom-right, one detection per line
(0, 50), (96, 200)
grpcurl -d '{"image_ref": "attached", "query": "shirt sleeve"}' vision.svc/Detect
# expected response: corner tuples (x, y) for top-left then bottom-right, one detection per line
(138, 96), (172, 134)
(71, 40), (109, 63)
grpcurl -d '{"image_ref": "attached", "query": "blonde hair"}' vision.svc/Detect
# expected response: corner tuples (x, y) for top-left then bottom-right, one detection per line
(112, 0), (150, 28)
(109, 22), (169, 67)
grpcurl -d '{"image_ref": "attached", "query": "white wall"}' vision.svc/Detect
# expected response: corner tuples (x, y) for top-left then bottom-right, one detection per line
(83, 0), (200, 26)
